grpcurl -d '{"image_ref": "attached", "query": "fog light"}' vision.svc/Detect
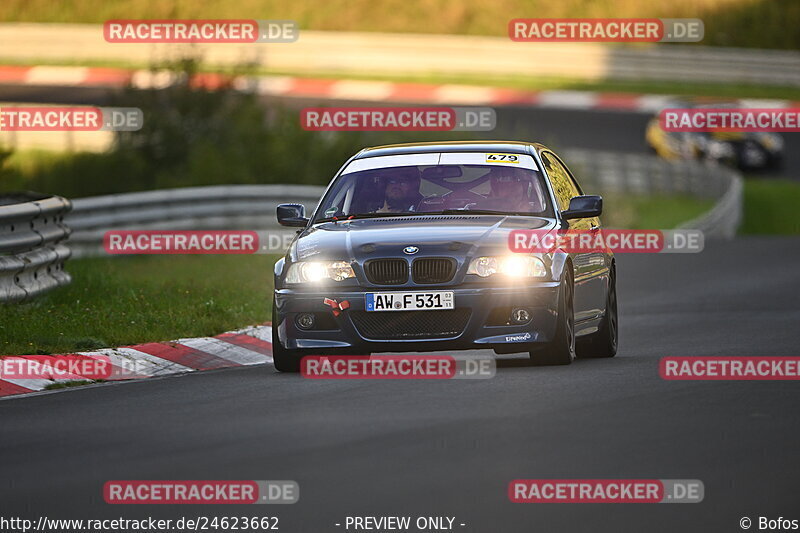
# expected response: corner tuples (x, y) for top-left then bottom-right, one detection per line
(511, 308), (531, 324)
(296, 313), (316, 330)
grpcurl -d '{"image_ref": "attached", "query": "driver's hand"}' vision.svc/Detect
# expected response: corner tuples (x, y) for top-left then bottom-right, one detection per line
(375, 201), (394, 213)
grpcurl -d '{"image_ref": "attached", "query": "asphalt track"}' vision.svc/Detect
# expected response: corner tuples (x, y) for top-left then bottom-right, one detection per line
(1, 237), (799, 532)
(1, 84), (799, 179)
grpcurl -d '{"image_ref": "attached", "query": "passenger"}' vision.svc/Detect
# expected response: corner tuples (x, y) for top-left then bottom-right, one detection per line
(484, 167), (532, 212)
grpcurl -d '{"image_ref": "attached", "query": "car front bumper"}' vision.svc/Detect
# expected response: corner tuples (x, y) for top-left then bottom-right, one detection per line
(273, 283), (561, 354)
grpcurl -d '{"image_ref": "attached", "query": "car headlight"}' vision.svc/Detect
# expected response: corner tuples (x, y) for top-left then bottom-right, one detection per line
(286, 261), (355, 283)
(467, 256), (546, 278)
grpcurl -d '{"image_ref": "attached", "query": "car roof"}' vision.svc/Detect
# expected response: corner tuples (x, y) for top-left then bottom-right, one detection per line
(353, 141), (548, 159)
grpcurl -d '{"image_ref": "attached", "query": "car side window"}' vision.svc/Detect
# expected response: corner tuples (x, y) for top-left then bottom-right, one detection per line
(541, 152), (580, 212)
(552, 153), (584, 196)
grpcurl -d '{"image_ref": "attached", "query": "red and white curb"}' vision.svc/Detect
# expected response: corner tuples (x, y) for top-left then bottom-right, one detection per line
(0, 324), (273, 399)
(1, 65), (796, 113)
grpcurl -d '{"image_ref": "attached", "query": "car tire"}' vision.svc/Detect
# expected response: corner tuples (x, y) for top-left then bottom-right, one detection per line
(529, 271), (575, 366)
(272, 301), (302, 373)
(577, 264), (618, 359)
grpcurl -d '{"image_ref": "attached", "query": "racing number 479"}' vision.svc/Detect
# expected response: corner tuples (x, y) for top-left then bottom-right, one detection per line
(487, 154), (518, 162)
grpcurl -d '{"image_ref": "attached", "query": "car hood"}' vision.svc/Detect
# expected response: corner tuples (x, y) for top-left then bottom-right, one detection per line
(290, 215), (556, 263)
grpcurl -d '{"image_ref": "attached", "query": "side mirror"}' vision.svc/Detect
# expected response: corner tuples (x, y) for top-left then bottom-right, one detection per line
(277, 203), (309, 227)
(562, 195), (602, 220)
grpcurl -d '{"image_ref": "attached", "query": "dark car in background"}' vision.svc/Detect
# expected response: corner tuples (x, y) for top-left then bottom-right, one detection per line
(646, 102), (784, 170)
(271, 141), (618, 372)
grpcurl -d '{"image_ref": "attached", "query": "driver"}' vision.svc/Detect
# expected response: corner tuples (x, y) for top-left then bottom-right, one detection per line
(485, 166), (532, 212)
(374, 167), (423, 213)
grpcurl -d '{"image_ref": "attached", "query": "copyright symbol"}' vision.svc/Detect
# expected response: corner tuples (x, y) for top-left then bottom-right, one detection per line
(740, 517), (751, 530)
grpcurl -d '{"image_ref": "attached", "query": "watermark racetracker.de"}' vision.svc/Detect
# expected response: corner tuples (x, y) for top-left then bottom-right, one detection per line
(0, 106), (143, 131)
(300, 107), (496, 132)
(103, 230), (298, 254)
(104, 19), (298, 43)
(660, 108), (800, 132)
(104, 480), (298, 504)
(660, 357), (800, 380)
(509, 18), (703, 43)
(508, 229), (704, 254)
(1, 354), (151, 380)
(509, 479), (704, 503)
(300, 355), (496, 380)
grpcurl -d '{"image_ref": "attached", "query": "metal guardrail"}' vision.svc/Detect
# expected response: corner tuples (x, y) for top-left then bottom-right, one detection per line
(605, 45), (800, 87)
(66, 184), (326, 257)
(563, 148), (743, 238)
(676, 171), (743, 239)
(0, 193), (72, 302)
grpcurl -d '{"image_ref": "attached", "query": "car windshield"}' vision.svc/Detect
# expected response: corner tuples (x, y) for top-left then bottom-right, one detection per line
(313, 163), (553, 221)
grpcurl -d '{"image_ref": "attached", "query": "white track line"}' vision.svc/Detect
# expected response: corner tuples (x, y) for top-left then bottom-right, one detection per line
(0, 376), (56, 391)
(79, 347), (194, 377)
(636, 94), (676, 113)
(177, 337), (272, 366)
(434, 84), (495, 105)
(243, 76), (296, 95)
(130, 70), (175, 90)
(739, 99), (791, 109)
(232, 325), (273, 343)
(26, 66), (88, 86)
(537, 90), (598, 109)
(329, 80), (395, 101)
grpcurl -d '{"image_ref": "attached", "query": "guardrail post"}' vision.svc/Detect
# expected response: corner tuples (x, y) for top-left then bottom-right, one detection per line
(0, 193), (72, 302)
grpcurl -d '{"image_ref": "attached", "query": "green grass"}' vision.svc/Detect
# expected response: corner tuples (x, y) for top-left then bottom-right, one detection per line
(602, 194), (715, 229)
(0, 254), (278, 356)
(741, 178), (800, 234)
(1, 0), (799, 49)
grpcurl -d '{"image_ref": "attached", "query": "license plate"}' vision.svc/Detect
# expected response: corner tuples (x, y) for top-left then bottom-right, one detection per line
(365, 291), (454, 312)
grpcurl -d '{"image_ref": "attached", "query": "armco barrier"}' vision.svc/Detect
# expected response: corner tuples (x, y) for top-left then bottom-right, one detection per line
(0, 193), (72, 302)
(66, 184), (327, 257)
(64, 152), (742, 257)
(676, 172), (743, 239)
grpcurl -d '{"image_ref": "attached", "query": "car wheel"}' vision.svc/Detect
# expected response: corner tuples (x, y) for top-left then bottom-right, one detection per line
(577, 264), (618, 358)
(530, 271), (575, 366)
(272, 300), (302, 373)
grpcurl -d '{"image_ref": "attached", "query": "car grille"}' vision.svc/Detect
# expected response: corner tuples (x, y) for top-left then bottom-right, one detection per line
(365, 259), (408, 285)
(412, 258), (456, 284)
(351, 309), (471, 340)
